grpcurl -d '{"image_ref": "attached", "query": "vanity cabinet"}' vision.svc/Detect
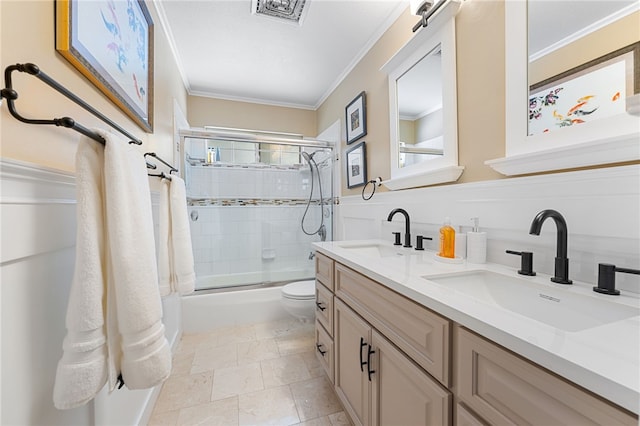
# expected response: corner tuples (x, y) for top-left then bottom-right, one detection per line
(456, 326), (637, 425)
(334, 298), (451, 426)
(315, 251), (638, 426)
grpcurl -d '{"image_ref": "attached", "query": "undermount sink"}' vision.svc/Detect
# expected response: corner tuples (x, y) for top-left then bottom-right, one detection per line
(338, 242), (418, 258)
(423, 270), (640, 332)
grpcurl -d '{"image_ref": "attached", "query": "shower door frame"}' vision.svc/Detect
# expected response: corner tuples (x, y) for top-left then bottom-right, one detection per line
(179, 127), (335, 292)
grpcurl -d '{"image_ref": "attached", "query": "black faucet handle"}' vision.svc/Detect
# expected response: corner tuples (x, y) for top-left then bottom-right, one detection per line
(594, 263), (640, 296)
(506, 250), (536, 276)
(415, 235), (432, 251)
(392, 232), (402, 246)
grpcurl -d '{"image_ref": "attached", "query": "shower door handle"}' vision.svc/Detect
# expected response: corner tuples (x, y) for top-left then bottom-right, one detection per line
(315, 301), (326, 311)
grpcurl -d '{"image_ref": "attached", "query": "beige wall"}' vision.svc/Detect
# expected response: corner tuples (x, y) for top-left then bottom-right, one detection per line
(0, 0), (186, 172)
(187, 96), (317, 137)
(317, 0), (505, 196)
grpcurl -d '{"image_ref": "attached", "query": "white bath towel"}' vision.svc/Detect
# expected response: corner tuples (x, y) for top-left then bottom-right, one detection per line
(102, 129), (172, 391)
(53, 137), (108, 410)
(169, 176), (196, 295)
(157, 179), (172, 297)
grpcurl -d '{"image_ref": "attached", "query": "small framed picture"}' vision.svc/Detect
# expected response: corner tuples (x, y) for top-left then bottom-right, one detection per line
(345, 91), (367, 144)
(346, 141), (367, 188)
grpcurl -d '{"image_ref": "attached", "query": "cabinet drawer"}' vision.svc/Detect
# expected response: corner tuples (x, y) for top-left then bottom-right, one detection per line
(456, 326), (637, 425)
(315, 252), (334, 291)
(315, 282), (333, 336)
(315, 319), (334, 384)
(335, 262), (450, 387)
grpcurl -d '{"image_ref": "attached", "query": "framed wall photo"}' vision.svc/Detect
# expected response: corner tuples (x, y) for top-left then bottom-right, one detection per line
(56, 0), (154, 132)
(346, 141), (367, 188)
(345, 91), (367, 144)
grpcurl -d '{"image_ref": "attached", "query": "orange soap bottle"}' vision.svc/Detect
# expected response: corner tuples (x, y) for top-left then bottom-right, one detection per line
(438, 217), (456, 258)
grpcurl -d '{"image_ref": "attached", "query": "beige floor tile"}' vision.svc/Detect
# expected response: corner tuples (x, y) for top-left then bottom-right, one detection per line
(299, 350), (325, 378)
(253, 318), (314, 340)
(191, 342), (238, 374)
(328, 411), (352, 425)
(154, 371), (214, 413)
(215, 324), (257, 346)
(276, 333), (315, 356)
(171, 351), (195, 377)
(237, 338), (280, 365)
(176, 396), (239, 426)
(295, 415), (332, 426)
(153, 318), (344, 426)
(211, 362), (264, 401)
(176, 332), (215, 356)
(261, 353), (311, 388)
(289, 377), (342, 422)
(147, 408), (179, 426)
(238, 385), (300, 426)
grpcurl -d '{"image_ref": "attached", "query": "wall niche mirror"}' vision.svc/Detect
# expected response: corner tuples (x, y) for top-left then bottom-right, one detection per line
(381, 0), (463, 190)
(487, 0), (640, 176)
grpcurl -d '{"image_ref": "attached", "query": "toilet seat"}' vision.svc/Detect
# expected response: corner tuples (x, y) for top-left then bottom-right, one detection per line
(282, 280), (315, 300)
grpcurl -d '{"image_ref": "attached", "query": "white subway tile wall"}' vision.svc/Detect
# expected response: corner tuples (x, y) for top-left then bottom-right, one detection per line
(186, 164), (332, 288)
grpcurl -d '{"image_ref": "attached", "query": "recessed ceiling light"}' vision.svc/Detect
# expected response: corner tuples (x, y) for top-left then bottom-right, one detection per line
(251, 0), (309, 26)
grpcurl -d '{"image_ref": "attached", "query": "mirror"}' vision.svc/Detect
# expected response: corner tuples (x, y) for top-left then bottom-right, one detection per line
(381, 0), (463, 190)
(488, 0), (639, 176)
(397, 48), (444, 169)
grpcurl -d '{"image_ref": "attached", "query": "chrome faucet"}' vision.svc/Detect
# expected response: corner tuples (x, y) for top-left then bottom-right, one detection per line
(387, 208), (411, 248)
(529, 209), (572, 284)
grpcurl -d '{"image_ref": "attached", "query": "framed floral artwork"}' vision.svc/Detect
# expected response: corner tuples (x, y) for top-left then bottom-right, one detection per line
(56, 0), (154, 132)
(528, 42), (638, 136)
(346, 141), (367, 188)
(345, 91), (367, 144)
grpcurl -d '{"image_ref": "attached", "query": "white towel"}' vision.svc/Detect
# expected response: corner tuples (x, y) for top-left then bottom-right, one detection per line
(53, 137), (108, 410)
(169, 176), (196, 295)
(157, 179), (172, 297)
(102, 129), (172, 391)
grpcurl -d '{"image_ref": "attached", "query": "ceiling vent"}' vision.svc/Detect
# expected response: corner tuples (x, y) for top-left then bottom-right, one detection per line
(251, 0), (309, 25)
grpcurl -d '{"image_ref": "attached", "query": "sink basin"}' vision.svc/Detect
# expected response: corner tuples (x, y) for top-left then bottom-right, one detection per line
(338, 242), (417, 258)
(423, 270), (640, 332)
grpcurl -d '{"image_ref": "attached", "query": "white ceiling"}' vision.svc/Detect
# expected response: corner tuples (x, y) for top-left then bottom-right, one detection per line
(154, 0), (639, 112)
(155, 0), (409, 110)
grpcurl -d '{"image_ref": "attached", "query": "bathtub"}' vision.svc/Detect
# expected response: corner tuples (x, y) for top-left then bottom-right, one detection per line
(182, 272), (314, 333)
(194, 269), (315, 291)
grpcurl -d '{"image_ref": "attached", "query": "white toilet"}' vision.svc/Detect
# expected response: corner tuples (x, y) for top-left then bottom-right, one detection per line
(281, 280), (316, 321)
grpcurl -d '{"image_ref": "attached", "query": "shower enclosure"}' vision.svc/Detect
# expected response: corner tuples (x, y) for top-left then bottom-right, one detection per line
(180, 127), (334, 291)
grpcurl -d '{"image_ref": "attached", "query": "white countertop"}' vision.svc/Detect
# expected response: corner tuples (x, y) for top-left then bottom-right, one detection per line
(313, 239), (640, 415)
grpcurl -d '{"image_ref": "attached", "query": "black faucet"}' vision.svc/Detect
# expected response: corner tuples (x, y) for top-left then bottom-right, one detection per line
(387, 208), (411, 248)
(529, 209), (572, 284)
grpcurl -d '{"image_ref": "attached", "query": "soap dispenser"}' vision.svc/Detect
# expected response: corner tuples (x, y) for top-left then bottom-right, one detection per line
(467, 217), (487, 264)
(438, 217), (456, 259)
(455, 225), (467, 259)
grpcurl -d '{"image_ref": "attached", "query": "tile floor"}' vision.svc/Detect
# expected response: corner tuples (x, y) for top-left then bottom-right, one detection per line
(148, 318), (351, 426)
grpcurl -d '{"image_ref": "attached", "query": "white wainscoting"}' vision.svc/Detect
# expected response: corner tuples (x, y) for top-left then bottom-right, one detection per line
(336, 164), (640, 294)
(0, 158), (181, 426)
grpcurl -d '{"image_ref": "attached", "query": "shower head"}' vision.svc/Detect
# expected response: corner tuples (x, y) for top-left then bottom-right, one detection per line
(302, 151), (316, 164)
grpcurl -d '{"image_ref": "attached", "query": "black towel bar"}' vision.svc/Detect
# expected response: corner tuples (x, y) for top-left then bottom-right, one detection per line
(1, 63), (142, 145)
